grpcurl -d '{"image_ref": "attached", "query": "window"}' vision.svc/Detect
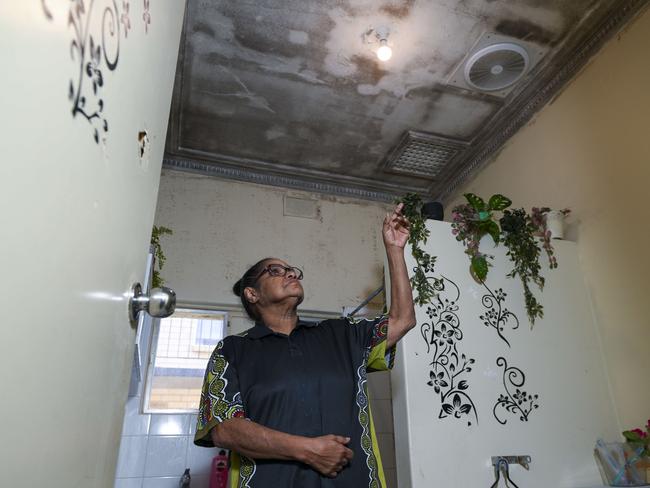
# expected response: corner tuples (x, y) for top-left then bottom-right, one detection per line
(144, 308), (227, 413)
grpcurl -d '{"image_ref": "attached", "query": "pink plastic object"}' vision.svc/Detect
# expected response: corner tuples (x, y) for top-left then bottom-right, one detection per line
(209, 449), (229, 488)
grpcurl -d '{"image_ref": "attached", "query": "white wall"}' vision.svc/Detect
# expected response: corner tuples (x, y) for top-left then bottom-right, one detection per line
(447, 6), (650, 431)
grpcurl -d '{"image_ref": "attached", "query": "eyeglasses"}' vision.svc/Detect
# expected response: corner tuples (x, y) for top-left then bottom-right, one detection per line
(257, 264), (304, 281)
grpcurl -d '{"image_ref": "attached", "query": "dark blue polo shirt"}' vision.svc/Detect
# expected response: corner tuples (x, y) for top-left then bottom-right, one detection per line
(194, 315), (395, 488)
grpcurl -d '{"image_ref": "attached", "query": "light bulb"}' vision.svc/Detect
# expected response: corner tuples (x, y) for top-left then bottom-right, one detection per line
(377, 40), (392, 61)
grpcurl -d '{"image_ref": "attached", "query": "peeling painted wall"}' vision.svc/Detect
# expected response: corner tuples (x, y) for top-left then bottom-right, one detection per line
(153, 170), (391, 316)
(447, 6), (650, 429)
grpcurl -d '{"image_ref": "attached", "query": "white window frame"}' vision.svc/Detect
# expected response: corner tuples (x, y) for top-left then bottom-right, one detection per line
(143, 307), (228, 414)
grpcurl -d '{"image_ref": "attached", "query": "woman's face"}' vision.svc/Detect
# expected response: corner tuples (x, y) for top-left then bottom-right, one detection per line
(247, 258), (304, 309)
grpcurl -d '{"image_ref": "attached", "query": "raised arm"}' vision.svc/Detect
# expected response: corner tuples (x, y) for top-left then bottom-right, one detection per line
(382, 203), (417, 349)
(211, 418), (353, 478)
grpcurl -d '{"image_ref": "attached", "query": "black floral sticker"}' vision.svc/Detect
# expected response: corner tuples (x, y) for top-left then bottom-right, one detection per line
(143, 0), (151, 33)
(421, 277), (478, 426)
(479, 282), (520, 347)
(67, 0), (122, 144)
(41, 0), (53, 20)
(492, 357), (539, 424)
(44, 0), (152, 144)
(120, 1), (131, 37)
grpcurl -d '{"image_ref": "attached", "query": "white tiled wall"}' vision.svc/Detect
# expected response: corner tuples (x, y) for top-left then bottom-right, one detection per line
(114, 395), (217, 488)
(114, 314), (223, 488)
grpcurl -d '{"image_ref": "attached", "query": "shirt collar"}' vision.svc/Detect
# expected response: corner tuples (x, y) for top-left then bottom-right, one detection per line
(245, 318), (319, 339)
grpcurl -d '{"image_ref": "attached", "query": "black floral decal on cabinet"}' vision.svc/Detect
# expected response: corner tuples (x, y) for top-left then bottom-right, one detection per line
(492, 357), (539, 425)
(421, 277), (478, 426)
(479, 282), (520, 347)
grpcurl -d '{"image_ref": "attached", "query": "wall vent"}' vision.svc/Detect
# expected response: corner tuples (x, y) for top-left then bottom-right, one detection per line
(283, 195), (320, 219)
(383, 131), (469, 179)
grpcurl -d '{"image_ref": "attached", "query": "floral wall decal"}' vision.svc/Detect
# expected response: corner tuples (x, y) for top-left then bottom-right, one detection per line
(492, 357), (539, 425)
(479, 282), (520, 347)
(42, 0), (53, 20)
(120, 1), (131, 37)
(421, 277), (478, 426)
(143, 0), (151, 33)
(43, 0), (153, 144)
(66, 0), (122, 144)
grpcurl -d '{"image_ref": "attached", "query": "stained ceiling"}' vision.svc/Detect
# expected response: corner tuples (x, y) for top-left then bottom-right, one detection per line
(164, 0), (647, 202)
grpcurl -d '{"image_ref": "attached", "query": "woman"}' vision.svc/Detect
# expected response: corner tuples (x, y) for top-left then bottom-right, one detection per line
(194, 204), (416, 488)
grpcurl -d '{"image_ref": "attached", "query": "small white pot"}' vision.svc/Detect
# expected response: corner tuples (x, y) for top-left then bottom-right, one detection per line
(545, 210), (566, 240)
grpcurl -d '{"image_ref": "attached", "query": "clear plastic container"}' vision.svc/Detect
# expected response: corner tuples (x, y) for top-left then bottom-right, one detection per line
(594, 441), (649, 487)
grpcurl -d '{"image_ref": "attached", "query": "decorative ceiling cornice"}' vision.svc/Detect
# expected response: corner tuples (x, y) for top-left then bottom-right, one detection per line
(163, 156), (399, 202)
(436, 0), (650, 203)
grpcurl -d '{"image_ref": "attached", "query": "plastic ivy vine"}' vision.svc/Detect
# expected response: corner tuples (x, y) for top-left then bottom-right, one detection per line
(150, 225), (173, 288)
(500, 208), (545, 324)
(396, 193), (440, 306)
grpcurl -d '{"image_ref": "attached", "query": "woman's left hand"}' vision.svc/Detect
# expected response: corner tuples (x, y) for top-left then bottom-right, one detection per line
(382, 203), (410, 249)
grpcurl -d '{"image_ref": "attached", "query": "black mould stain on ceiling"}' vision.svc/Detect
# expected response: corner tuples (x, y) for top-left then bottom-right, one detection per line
(165, 0), (647, 201)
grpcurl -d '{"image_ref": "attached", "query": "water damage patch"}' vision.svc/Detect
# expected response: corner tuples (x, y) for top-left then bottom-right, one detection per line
(350, 54), (389, 85)
(495, 19), (556, 46)
(193, 22), (216, 38)
(380, 0), (416, 19)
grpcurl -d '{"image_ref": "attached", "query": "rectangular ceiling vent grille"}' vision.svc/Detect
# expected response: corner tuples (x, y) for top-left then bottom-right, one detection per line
(384, 131), (468, 179)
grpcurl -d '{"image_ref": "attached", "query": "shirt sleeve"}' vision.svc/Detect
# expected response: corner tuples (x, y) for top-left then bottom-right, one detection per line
(194, 338), (246, 447)
(346, 314), (396, 372)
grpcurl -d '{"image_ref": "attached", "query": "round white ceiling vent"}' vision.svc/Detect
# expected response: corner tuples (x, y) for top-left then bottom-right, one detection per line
(464, 42), (529, 92)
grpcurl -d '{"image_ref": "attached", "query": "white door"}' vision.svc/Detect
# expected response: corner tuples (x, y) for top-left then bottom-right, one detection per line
(0, 2), (186, 486)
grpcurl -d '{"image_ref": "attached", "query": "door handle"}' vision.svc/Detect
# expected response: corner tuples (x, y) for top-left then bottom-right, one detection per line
(128, 282), (176, 328)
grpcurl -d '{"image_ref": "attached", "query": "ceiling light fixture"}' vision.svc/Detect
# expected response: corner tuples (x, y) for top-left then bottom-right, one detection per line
(375, 26), (392, 62)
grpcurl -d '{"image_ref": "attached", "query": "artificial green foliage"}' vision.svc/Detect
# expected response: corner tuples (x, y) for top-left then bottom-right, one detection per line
(488, 194), (513, 211)
(531, 206), (569, 269)
(499, 209), (545, 325)
(471, 254), (489, 281)
(450, 193), (566, 327)
(150, 225), (173, 288)
(465, 193), (486, 212)
(397, 193), (439, 306)
(451, 193), (512, 281)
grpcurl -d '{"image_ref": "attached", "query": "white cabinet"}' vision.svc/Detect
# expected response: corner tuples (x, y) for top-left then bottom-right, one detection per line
(391, 221), (617, 488)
